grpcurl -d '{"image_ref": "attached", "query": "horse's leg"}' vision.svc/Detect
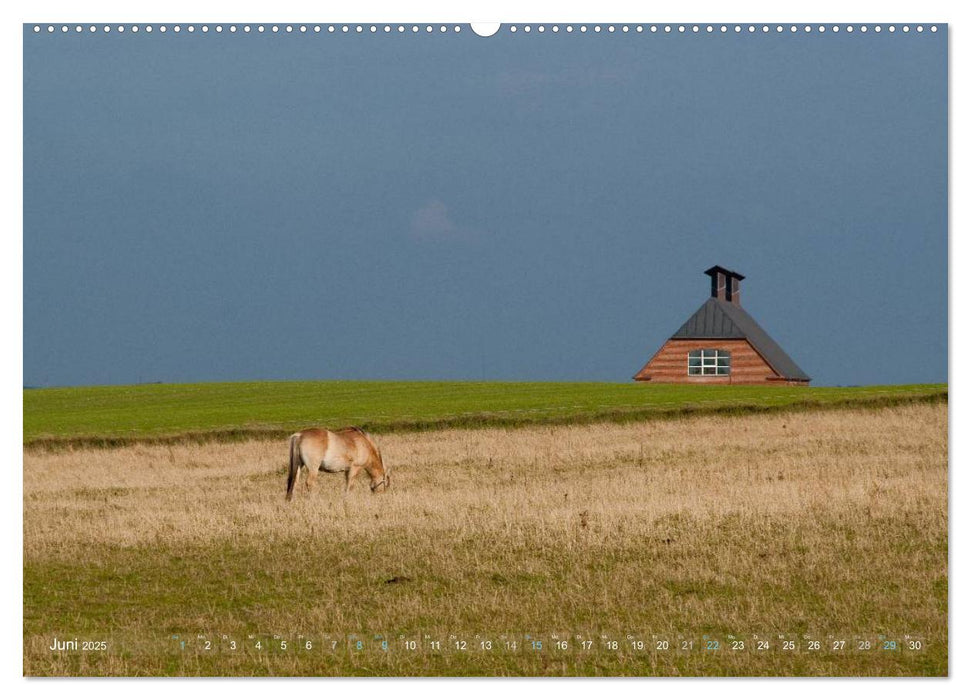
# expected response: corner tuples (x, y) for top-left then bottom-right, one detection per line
(305, 463), (319, 494)
(344, 464), (362, 495)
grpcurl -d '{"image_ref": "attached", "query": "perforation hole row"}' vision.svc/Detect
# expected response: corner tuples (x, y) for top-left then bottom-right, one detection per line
(30, 24), (940, 35)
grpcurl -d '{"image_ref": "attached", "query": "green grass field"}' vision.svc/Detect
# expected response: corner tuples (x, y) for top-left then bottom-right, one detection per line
(23, 380), (946, 447)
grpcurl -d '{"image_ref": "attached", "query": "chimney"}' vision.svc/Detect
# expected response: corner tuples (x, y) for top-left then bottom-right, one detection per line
(704, 265), (745, 307)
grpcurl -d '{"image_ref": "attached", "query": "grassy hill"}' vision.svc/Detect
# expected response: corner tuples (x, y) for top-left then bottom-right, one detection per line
(24, 402), (948, 675)
(23, 380), (947, 447)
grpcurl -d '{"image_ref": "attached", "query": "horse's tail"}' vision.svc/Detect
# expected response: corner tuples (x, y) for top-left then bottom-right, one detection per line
(286, 432), (302, 501)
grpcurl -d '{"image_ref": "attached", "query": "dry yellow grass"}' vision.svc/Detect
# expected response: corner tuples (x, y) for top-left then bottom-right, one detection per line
(23, 402), (947, 676)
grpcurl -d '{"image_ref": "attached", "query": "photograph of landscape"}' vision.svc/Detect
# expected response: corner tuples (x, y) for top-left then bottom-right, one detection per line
(23, 20), (946, 676)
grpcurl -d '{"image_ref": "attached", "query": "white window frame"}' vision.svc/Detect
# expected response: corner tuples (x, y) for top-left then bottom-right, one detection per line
(688, 348), (731, 376)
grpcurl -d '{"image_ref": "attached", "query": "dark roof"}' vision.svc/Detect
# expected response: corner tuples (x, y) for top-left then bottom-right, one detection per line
(671, 297), (810, 381)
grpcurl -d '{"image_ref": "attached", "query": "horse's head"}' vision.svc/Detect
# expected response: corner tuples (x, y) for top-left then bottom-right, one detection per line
(363, 432), (390, 494)
(368, 459), (391, 494)
(369, 470), (390, 494)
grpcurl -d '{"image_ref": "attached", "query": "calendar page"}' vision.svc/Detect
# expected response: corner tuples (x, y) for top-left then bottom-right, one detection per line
(22, 16), (947, 678)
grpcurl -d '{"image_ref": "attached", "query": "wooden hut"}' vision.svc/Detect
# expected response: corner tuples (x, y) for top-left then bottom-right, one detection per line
(633, 266), (810, 385)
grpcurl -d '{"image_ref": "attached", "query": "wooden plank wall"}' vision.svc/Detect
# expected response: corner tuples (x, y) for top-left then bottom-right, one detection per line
(634, 338), (799, 385)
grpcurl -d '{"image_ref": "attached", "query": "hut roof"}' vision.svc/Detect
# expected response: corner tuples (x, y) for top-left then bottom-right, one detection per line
(671, 297), (810, 382)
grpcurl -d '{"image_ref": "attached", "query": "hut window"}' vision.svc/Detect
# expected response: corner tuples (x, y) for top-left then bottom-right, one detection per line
(688, 349), (731, 376)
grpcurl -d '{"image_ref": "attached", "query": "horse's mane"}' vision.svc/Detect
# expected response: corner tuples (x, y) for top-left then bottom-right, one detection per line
(342, 426), (387, 474)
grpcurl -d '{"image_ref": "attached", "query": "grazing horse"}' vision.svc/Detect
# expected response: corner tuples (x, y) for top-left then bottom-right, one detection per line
(286, 427), (390, 501)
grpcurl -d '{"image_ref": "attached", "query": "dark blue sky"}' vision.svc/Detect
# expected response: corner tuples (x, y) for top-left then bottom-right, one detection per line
(23, 26), (947, 387)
